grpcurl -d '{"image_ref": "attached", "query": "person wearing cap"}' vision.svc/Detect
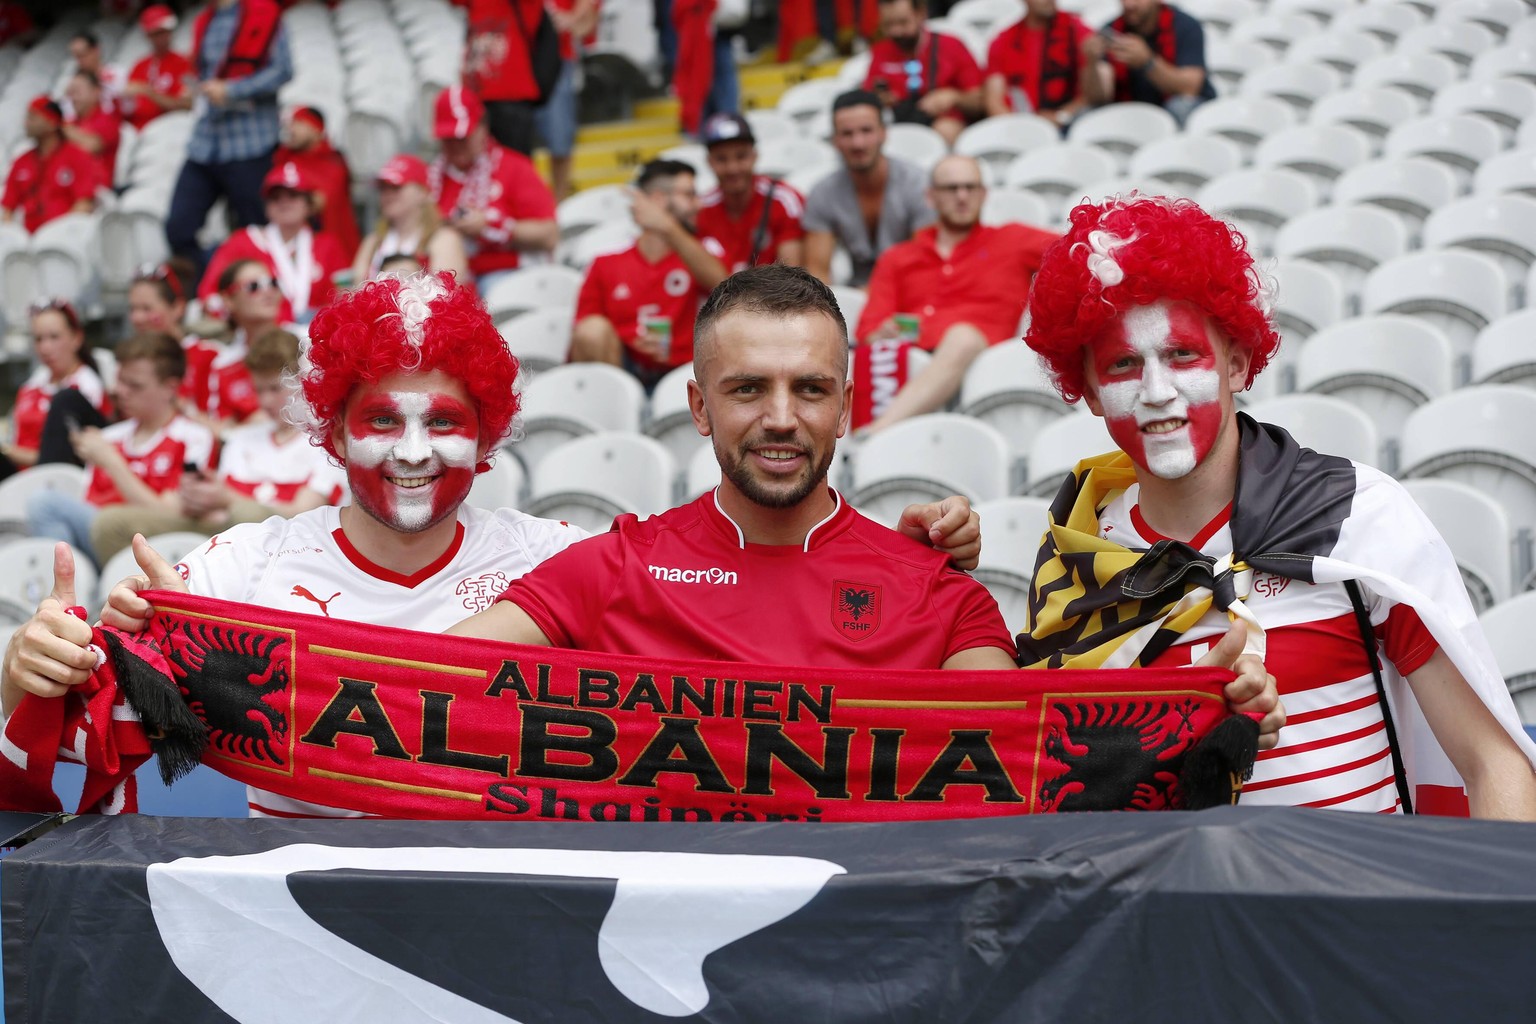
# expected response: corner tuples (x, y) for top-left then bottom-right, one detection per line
(428, 85), (558, 293)
(272, 105), (360, 259)
(354, 154), (468, 283)
(197, 161), (350, 325)
(462, 0), (553, 156)
(1, 97), (102, 233)
(165, 0), (293, 276)
(862, 0), (984, 147)
(803, 89), (937, 289)
(123, 5), (195, 132)
(695, 112), (806, 275)
(62, 70), (122, 188)
(570, 158), (728, 390)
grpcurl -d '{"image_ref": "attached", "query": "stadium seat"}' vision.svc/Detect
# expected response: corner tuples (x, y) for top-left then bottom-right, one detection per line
(1024, 411), (1115, 496)
(1127, 133), (1245, 190)
(1067, 103), (1180, 173)
(1253, 123), (1372, 198)
(464, 453), (526, 513)
(834, 50), (872, 90)
(515, 363), (648, 476)
(777, 79), (847, 139)
(1309, 86), (1422, 154)
(1238, 61), (1344, 115)
(1480, 592), (1536, 723)
(1472, 146), (1536, 199)
(1244, 394), (1382, 468)
(1436, 0), (1528, 40)
(1179, 0), (1262, 36)
(743, 109), (800, 145)
(1430, 77), (1536, 145)
(1184, 95), (1299, 158)
(499, 307), (573, 377)
(981, 188), (1052, 228)
(1228, 10), (1320, 56)
(1468, 39), (1536, 86)
(525, 432), (676, 535)
(0, 539), (97, 623)
(1333, 155), (1462, 237)
(882, 123), (949, 172)
(30, 214), (101, 310)
(1353, 51), (1460, 108)
(756, 136), (838, 180)
(1472, 309), (1536, 387)
(971, 495), (1054, 632)
(1197, 168), (1320, 257)
(1269, 0), (1334, 26)
(1002, 143), (1120, 222)
(1383, 114), (1504, 191)
(955, 114), (1062, 177)
(1204, 37), (1277, 95)
(645, 364), (707, 480)
(0, 464), (87, 536)
(831, 285), (867, 331)
(1421, 194), (1536, 304)
(850, 414), (1009, 526)
(1271, 258), (1346, 356)
(947, 0), (1020, 38)
(1285, 29), (1388, 75)
(94, 531), (208, 607)
(684, 441), (723, 501)
(1520, 116), (1536, 151)
(1396, 20), (1499, 70)
(482, 265), (582, 324)
(1400, 386), (1536, 532)
(556, 185), (631, 241)
(960, 342), (1071, 481)
(1275, 205), (1411, 311)
(1296, 315), (1455, 463)
(1402, 478), (1513, 614)
(562, 220), (641, 271)
(1362, 249), (1510, 355)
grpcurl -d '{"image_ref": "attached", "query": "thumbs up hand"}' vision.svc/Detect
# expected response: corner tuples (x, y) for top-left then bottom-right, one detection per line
(1, 543), (100, 712)
(101, 534), (189, 633)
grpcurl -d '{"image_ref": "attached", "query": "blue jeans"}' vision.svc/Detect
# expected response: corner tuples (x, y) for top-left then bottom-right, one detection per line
(1164, 94), (1207, 129)
(27, 490), (100, 567)
(702, 32), (740, 122)
(534, 60), (578, 157)
(165, 151), (274, 278)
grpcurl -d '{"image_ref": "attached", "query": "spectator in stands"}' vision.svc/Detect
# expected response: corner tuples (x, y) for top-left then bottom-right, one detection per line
(62, 71), (121, 188)
(803, 89), (935, 288)
(1018, 195), (1536, 820)
(696, 112), (806, 274)
(668, 0), (741, 138)
(89, 327), (345, 564)
(463, 0), (551, 155)
(353, 155), (468, 284)
(854, 155), (1057, 433)
(537, 0), (602, 200)
(272, 106), (360, 260)
(1080, 0), (1214, 127)
(570, 158), (728, 390)
(1, 97), (101, 233)
(166, 0), (293, 276)
(199, 161), (350, 325)
(206, 258), (287, 427)
(0, 301), (111, 481)
(984, 0), (1094, 127)
(26, 332), (214, 568)
(123, 5), (196, 132)
(863, 0), (984, 147)
(66, 31), (124, 116)
(0, 1), (37, 46)
(429, 86), (558, 294)
(128, 261), (220, 420)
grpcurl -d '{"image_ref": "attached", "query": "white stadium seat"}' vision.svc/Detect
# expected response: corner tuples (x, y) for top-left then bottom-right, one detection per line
(684, 441), (724, 502)
(1204, 37), (1276, 95)
(959, 342), (1072, 475)
(1253, 123), (1373, 198)
(1402, 478), (1513, 614)
(0, 464), (87, 535)
(831, 285), (867, 331)
(1472, 146), (1536, 199)
(1024, 411), (1115, 497)
(1362, 249), (1510, 354)
(1196, 168), (1320, 257)
(465, 453), (527, 513)
(1353, 51), (1460, 108)
(1067, 103), (1180, 172)
(1179, 0), (1262, 36)
(562, 220), (642, 271)
(947, 0), (1020, 38)
(1468, 38), (1536, 86)
(882, 123), (949, 172)
(756, 136), (838, 181)
(499, 306), (573, 377)
(850, 414), (1009, 526)
(1472, 310), (1536, 387)
(1184, 95), (1298, 157)
(1383, 113), (1504, 191)
(1271, 258), (1346, 343)
(525, 432), (676, 536)
(1396, 20), (1498, 70)
(0, 539), (96, 621)
(1228, 10), (1320, 56)
(777, 79), (849, 139)
(1002, 142), (1120, 222)
(1430, 77), (1536, 145)
(971, 495), (1054, 631)
(1127, 133), (1245, 190)
(955, 114), (1062, 176)
(1421, 194), (1536, 304)
(1333, 156), (1462, 235)
(1480, 592), (1536, 723)
(1238, 61), (1344, 115)
(1309, 86), (1422, 153)
(1436, 0), (1527, 40)
(981, 188), (1052, 228)
(1285, 29), (1388, 75)
(481, 265), (583, 324)
(743, 109), (800, 146)
(556, 185), (632, 240)
(1244, 394), (1382, 468)
(1401, 386), (1536, 532)
(515, 363), (648, 475)
(645, 364), (707, 478)
(1275, 205), (1410, 311)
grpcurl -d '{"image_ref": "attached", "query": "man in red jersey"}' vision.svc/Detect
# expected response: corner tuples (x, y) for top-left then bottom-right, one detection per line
(271, 106), (359, 258)
(62, 70), (122, 187)
(570, 158), (729, 390)
(983, 0), (1094, 126)
(462, 0), (548, 155)
(428, 85), (558, 293)
(123, 5), (195, 131)
(695, 112), (806, 274)
(1, 97), (100, 233)
(1017, 194), (1535, 818)
(862, 0), (983, 147)
(854, 155), (1058, 433)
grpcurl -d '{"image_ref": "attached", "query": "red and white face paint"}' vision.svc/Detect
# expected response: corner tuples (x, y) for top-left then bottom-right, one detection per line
(1089, 301), (1224, 480)
(341, 370), (480, 534)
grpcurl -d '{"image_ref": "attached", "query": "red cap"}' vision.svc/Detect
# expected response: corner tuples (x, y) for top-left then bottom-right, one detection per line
(289, 106), (325, 133)
(433, 86), (484, 140)
(27, 95), (62, 126)
(139, 4), (177, 33)
(376, 154), (430, 189)
(262, 161), (314, 198)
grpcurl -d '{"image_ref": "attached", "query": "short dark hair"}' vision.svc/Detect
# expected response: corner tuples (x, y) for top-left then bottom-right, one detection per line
(636, 158), (696, 191)
(72, 69), (100, 89)
(70, 31), (99, 49)
(878, 0), (924, 9)
(245, 327), (301, 375)
(377, 252), (421, 273)
(832, 89), (883, 117)
(693, 264), (849, 375)
(116, 331), (186, 382)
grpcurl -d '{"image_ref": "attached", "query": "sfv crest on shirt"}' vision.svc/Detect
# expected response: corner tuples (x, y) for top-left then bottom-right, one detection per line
(832, 579), (881, 641)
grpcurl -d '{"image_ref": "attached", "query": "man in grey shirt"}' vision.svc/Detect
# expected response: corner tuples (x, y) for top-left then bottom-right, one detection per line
(803, 90), (935, 289)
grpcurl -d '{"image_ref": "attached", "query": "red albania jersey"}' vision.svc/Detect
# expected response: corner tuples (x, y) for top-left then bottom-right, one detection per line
(500, 490), (1013, 667)
(574, 239), (726, 372)
(69, 107), (122, 185)
(986, 13), (1092, 112)
(463, 0), (546, 102)
(695, 176), (806, 273)
(431, 143), (557, 276)
(863, 30), (983, 103)
(125, 51), (194, 130)
(1, 141), (101, 232)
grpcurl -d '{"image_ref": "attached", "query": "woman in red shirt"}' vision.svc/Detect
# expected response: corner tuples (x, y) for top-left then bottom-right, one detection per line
(1, 300), (110, 478)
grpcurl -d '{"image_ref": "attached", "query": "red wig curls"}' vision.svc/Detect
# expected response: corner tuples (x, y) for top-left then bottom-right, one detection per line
(1023, 194), (1280, 403)
(300, 272), (520, 465)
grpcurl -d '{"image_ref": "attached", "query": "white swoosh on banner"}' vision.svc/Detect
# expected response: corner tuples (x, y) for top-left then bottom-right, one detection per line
(146, 846), (845, 1022)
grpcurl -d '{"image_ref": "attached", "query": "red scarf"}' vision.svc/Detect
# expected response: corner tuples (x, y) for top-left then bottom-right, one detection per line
(1036, 13), (1081, 112)
(850, 339), (912, 430)
(1109, 4), (1178, 102)
(193, 0), (282, 81)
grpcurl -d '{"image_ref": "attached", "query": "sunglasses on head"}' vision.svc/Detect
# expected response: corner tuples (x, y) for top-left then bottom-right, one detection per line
(29, 297), (81, 330)
(136, 262), (185, 302)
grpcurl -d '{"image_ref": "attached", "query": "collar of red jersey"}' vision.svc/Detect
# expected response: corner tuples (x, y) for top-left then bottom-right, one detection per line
(707, 486), (847, 553)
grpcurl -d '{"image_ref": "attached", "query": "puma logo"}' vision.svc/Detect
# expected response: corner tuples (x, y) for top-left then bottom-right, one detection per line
(206, 535), (229, 552)
(290, 585), (341, 617)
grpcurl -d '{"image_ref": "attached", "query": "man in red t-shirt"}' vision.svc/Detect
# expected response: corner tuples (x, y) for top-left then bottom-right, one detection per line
(984, 0), (1093, 126)
(695, 112), (806, 274)
(62, 71), (121, 188)
(123, 5), (195, 131)
(428, 85), (558, 291)
(1, 97), (101, 233)
(462, 0), (547, 155)
(272, 106), (360, 259)
(856, 155), (1058, 433)
(862, 0), (984, 146)
(571, 158), (728, 389)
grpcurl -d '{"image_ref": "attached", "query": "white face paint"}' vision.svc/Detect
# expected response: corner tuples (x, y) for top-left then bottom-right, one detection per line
(345, 385), (479, 534)
(1090, 301), (1224, 481)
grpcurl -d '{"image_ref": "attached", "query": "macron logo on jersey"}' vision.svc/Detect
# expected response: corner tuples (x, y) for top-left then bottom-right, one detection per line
(648, 565), (738, 585)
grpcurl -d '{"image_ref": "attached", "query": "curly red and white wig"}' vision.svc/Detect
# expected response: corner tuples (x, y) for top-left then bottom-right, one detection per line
(1024, 195), (1280, 403)
(296, 272), (520, 466)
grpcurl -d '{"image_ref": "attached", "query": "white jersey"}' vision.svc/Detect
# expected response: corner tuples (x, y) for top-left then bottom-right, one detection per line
(216, 424), (347, 506)
(1099, 484), (1438, 814)
(171, 503), (589, 817)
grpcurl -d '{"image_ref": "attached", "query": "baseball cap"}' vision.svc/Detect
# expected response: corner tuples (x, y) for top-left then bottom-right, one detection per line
(27, 95), (62, 126)
(700, 112), (755, 147)
(433, 86), (485, 140)
(289, 105), (326, 133)
(262, 161), (314, 198)
(139, 5), (177, 34)
(376, 154), (430, 189)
